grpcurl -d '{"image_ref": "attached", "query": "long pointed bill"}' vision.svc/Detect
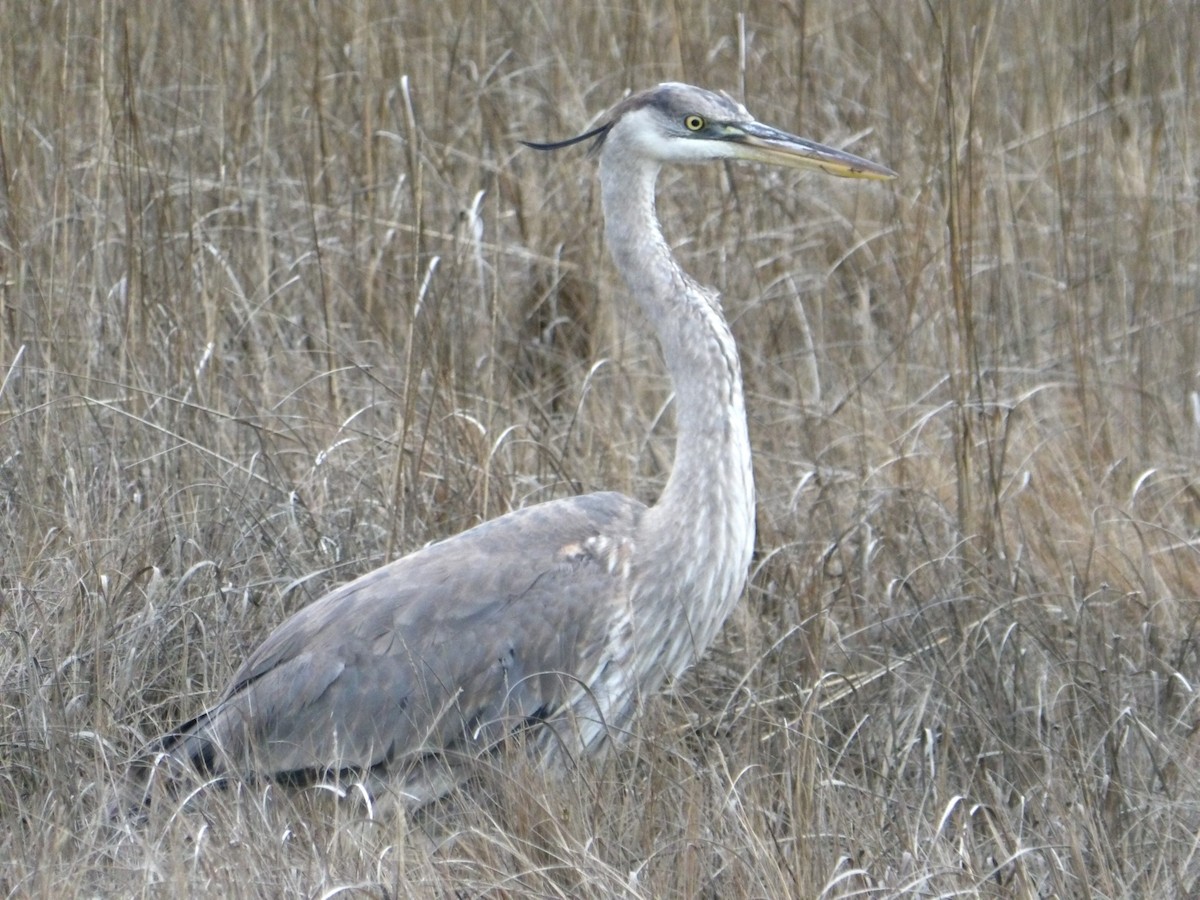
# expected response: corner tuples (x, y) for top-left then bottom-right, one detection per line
(729, 121), (896, 180)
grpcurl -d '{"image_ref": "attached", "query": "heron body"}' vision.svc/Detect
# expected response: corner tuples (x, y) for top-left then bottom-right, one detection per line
(137, 83), (893, 808)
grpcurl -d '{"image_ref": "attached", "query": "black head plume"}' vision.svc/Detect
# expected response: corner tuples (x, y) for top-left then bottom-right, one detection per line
(521, 122), (611, 154)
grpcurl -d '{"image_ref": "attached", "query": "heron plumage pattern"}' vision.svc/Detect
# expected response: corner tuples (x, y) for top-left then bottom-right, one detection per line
(127, 82), (894, 810)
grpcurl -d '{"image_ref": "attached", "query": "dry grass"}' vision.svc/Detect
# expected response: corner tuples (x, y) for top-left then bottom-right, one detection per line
(2, 1), (1198, 896)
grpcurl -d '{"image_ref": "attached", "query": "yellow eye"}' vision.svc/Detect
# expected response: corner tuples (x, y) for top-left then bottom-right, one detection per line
(684, 115), (705, 132)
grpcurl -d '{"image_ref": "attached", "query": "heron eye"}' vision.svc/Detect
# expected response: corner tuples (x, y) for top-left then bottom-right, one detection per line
(684, 115), (705, 132)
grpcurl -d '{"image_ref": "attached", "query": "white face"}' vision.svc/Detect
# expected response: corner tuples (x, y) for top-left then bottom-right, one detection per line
(609, 105), (744, 165)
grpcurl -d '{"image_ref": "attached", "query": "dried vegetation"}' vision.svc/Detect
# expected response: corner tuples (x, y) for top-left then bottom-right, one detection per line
(1, 1), (1198, 896)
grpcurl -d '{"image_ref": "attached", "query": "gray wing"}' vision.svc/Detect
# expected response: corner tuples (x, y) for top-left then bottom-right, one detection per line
(165, 491), (644, 780)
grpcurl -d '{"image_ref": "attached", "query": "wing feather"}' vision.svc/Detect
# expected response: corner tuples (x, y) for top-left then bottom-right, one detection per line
(166, 491), (644, 781)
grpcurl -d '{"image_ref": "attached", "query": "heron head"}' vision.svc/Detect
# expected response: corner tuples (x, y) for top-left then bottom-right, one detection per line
(525, 82), (896, 181)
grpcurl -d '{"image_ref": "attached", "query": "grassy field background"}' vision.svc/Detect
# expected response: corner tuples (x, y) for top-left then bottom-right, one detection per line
(2, 1), (1198, 896)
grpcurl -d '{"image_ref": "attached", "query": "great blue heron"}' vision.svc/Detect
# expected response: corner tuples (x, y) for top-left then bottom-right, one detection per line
(122, 82), (893, 813)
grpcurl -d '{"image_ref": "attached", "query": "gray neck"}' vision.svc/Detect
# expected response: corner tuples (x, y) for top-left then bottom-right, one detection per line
(598, 142), (756, 683)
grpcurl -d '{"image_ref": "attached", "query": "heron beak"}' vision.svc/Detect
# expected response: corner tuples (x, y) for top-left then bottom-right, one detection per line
(728, 122), (896, 180)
